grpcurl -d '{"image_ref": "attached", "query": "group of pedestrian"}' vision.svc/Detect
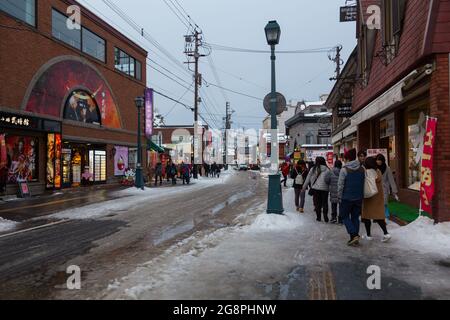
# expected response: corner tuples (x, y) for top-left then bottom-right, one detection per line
(290, 148), (399, 247)
(151, 160), (223, 187)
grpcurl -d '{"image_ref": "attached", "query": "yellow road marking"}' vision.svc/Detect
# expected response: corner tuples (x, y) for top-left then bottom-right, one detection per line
(0, 196), (92, 213)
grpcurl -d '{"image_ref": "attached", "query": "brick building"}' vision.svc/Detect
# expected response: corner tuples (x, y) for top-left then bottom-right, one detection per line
(329, 0), (450, 222)
(0, 0), (148, 195)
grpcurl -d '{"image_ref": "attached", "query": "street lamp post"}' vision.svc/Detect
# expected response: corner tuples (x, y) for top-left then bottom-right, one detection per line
(135, 96), (145, 190)
(265, 20), (284, 214)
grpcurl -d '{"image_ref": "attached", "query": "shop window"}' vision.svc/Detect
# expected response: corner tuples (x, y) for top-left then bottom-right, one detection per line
(0, 0), (36, 26)
(52, 9), (81, 49)
(64, 90), (101, 125)
(406, 105), (429, 191)
(114, 47), (142, 80)
(381, 0), (406, 63)
(82, 28), (106, 62)
(89, 150), (106, 182)
(3, 135), (38, 184)
(305, 133), (313, 145)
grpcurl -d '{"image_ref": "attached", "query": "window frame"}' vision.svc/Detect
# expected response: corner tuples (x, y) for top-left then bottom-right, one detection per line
(0, 0), (37, 27)
(114, 47), (142, 81)
(51, 8), (82, 50)
(82, 26), (106, 63)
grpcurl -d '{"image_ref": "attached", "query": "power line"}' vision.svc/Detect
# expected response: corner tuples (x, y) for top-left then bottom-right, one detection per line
(164, 81), (194, 117)
(204, 42), (336, 54)
(204, 82), (264, 101)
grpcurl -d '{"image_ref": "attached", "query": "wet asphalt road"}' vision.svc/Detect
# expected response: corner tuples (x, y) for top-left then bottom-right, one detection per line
(0, 171), (267, 299)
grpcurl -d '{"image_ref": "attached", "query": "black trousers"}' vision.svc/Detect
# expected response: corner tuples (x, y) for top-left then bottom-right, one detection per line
(314, 190), (329, 222)
(155, 175), (162, 185)
(331, 203), (338, 221)
(362, 219), (388, 236)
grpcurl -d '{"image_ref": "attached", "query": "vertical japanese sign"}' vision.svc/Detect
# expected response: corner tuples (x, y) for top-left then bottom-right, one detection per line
(0, 134), (6, 168)
(145, 88), (154, 138)
(420, 117), (437, 215)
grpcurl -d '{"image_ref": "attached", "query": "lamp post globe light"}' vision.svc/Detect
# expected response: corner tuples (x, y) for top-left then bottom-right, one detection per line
(265, 20), (284, 214)
(134, 96), (145, 190)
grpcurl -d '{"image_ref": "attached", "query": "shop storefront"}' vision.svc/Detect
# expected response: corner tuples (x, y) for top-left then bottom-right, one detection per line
(0, 111), (61, 195)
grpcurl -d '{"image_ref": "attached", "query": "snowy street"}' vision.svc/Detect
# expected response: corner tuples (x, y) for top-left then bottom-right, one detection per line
(1, 170), (448, 300)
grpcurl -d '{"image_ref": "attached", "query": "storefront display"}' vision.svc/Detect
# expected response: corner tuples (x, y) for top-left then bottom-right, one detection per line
(89, 150), (106, 182)
(62, 149), (72, 187)
(46, 133), (62, 189)
(406, 106), (429, 191)
(72, 152), (82, 187)
(128, 148), (137, 169)
(6, 135), (38, 183)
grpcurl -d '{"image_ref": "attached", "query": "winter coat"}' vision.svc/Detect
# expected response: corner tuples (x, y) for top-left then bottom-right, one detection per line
(326, 167), (341, 204)
(381, 166), (398, 205)
(155, 164), (163, 176)
(291, 166), (308, 189)
(281, 164), (290, 177)
(303, 165), (330, 192)
(338, 160), (365, 201)
(362, 169), (385, 220)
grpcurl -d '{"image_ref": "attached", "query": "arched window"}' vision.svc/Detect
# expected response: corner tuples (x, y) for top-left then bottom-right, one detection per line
(64, 90), (101, 125)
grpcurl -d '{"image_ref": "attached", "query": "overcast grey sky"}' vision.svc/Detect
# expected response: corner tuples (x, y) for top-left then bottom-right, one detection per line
(78, 0), (357, 129)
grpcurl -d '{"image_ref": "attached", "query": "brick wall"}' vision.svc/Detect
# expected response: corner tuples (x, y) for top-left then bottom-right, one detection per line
(353, 0), (431, 112)
(0, 0), (147, 135)
(430, 53), (450, 222)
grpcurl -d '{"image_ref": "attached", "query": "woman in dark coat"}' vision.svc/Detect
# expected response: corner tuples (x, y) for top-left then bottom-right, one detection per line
(291, 160), (308, 213)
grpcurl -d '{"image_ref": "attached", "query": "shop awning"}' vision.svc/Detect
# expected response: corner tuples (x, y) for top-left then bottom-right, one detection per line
(350, 70), (417, 127)
(147, 140), (165, 153)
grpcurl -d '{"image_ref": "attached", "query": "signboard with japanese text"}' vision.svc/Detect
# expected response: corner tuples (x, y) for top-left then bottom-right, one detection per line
(420, 117), (437, 215)
(337, 104), (353, 117)
(0, 112), (61, 133)
(340, 6), (357, 22)
(367, 149), (389, 164)
(145, 88), (154, 138)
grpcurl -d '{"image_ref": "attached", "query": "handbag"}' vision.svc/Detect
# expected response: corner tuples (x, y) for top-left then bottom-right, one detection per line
(308, 170), (321, 196)
(364, 169), (378, 198)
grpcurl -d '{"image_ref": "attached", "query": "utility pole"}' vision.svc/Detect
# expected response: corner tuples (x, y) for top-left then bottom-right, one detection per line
(224, 102), (232, 169)
(328, 45), (344, 81)
(185, 29), (206, 178)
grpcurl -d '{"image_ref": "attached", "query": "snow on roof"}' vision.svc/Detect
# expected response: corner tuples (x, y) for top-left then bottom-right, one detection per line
(304, 112), (332, 117)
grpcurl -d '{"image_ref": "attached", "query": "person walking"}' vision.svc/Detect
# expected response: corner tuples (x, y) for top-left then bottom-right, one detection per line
(165, 161), (172, 182)
(181, 162), (191, 185)
(281, 162), (290, 187)
(154, 162), (163, 186)
(361, 157), (392, 242)
(375, 154), (399, 222)
(358, 150), (367, 165)
(338, 149), (365, 246)
(170, 162), (178, 185)
(326, 160), (342, 224)
(291, 160), (308, 213)
(302, 157), (330, 222)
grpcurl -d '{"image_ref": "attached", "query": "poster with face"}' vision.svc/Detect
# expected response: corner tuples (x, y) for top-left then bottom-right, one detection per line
(5, 136), (38, 183)
(114, 146), (129, 176)
(25, 59), (121, 128)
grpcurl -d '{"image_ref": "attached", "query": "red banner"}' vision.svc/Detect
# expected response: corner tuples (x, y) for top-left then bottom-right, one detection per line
(420, 117), (437, 215)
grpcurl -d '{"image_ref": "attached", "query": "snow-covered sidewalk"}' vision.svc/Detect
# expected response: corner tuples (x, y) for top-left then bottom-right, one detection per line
(104, 187), (450, 300)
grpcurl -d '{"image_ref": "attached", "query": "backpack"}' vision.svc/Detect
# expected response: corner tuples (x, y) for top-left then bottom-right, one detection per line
(294, 168), (304, 185)
(364, 169), (379, 198)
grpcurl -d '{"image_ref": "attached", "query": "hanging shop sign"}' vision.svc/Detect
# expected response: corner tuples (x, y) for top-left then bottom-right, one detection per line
(0, 111), (61, 132)
(337, 104), (353, 118)
(318, 129), (332, 137)
(145, 88), (154, 138)
(420, 117), (437, 216)
(114, 146), (129, 176)
(340, 6), (357, 22)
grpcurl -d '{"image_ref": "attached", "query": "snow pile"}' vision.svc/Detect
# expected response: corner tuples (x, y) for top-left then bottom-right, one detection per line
(48, 170), (237, 221)
(0, 217), (18, 233)
(391, 216), (450, 256)
(246, 210), (304, 232)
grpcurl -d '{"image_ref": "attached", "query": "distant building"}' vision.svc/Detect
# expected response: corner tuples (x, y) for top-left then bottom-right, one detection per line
(285, 97), (333, 162)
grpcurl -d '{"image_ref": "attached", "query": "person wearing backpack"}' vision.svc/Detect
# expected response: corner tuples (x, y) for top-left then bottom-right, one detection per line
(326, 160), (342, 224)
(154, 162), (163, 187)
(338, 149), (365, 246)
(291, 160), (308, 213)
(303, 157), (330, 222)
(170, 162), (178, 185)
(361, 157), (391, 242)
